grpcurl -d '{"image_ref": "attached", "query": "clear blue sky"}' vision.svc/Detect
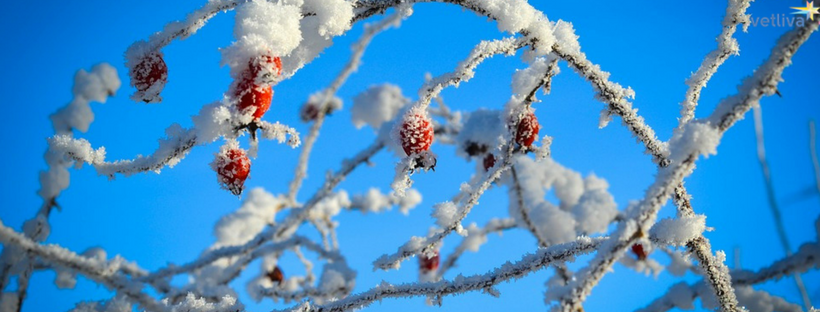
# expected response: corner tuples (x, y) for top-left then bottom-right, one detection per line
(0, 0), (818, 311)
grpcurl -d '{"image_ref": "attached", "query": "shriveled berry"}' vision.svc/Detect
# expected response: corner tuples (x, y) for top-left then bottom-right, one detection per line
(514, 110), (540, 147)
(266, 266), (284, 285)
(419, 250), (440, 272)
(631, 244), (647, 261)
(399, 113), (434, 156)
(213, 148), (251, 196)
(131, 51), (168, 103)
(483, 153), (496, 172)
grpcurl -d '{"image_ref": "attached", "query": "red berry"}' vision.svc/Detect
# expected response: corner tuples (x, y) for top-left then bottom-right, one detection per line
(131, 51), (168, 102)
(419, 250), (440, 272)
(631, 244), (647, 260)
(214, 148), (251, 195)
(399, 113), (434, 156)
(234, 55), (282, 119)
(266, 266), (284, 285)
(483, 153), (496, 172)
(514, 110), (540, 147)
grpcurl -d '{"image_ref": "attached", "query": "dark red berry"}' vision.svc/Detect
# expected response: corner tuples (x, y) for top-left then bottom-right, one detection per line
(483, 153), (496, 172)
(419, 250), (440, 272)
(266, 266), (284, 285)
(514, 110), (540, 147)
(131, 51), (168, 102)
(631, 244), (647, 261)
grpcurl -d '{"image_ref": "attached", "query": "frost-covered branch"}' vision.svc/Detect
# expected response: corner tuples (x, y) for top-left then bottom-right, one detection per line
(138, 235), (336, 285)
(555, 21), (818, 312)
(0, 220), (163, 311)
(277, 237), (605, 312)
(548, 26), (665, 165)
(0, 63), (121, 312)
(678, 0), (752, 127)
(640, 232), (820, 312)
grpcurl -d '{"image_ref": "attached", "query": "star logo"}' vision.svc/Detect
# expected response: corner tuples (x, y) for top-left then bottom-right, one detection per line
(791, 1), (820, 21)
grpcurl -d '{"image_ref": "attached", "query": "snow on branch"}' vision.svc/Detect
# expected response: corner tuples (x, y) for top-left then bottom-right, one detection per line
(640, 234), (820, 312)
(276, 237), (605, 312)
(8, 0), (820, 311)
(0, 220), (163, 311)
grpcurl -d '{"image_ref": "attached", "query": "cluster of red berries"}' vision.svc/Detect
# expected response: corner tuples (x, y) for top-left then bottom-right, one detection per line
(234, 55), (282, 120)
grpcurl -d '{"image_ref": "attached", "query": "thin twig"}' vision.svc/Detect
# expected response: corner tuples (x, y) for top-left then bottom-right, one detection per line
(752, 106), (812, 309)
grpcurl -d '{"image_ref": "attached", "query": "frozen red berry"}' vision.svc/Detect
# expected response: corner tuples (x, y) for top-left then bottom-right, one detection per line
(514, 110), (540, 147)
(419, 250), (440, 272)
(483, 153), (496, 172)
(213, 147), (251, 196)
(235, 55), (282, 119)
(399, 112), (434, 156)
(631, 244), (647, 261)
(266, 266), (284, 285)
(130, 51), (168, 103)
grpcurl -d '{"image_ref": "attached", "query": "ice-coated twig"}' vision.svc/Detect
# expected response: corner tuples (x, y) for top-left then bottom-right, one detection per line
(48, 129), (197, 178)
(407, 36), (529, 113)
(678, 0), (752, 127)
(276, 237), (605, 312)
(138, 235), (339, 284)
(510, 165), (549, 248)
(0, 220), (164, 311)
(286, 8), (411, 204)
(274, 139), (385, 239)
(640, 235), (820, 312)
(752, 106), (812, 309)
(376, 139), (516, 270)
(48, 120), (300, 179)
(125, 0), (241, 58)
(436, 218), (516, 280)
(547, 25), (666, 165)
(555, 21), (817, 312)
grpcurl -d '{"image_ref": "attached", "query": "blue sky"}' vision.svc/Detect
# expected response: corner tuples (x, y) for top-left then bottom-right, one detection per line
(0, 0), (819, 311)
